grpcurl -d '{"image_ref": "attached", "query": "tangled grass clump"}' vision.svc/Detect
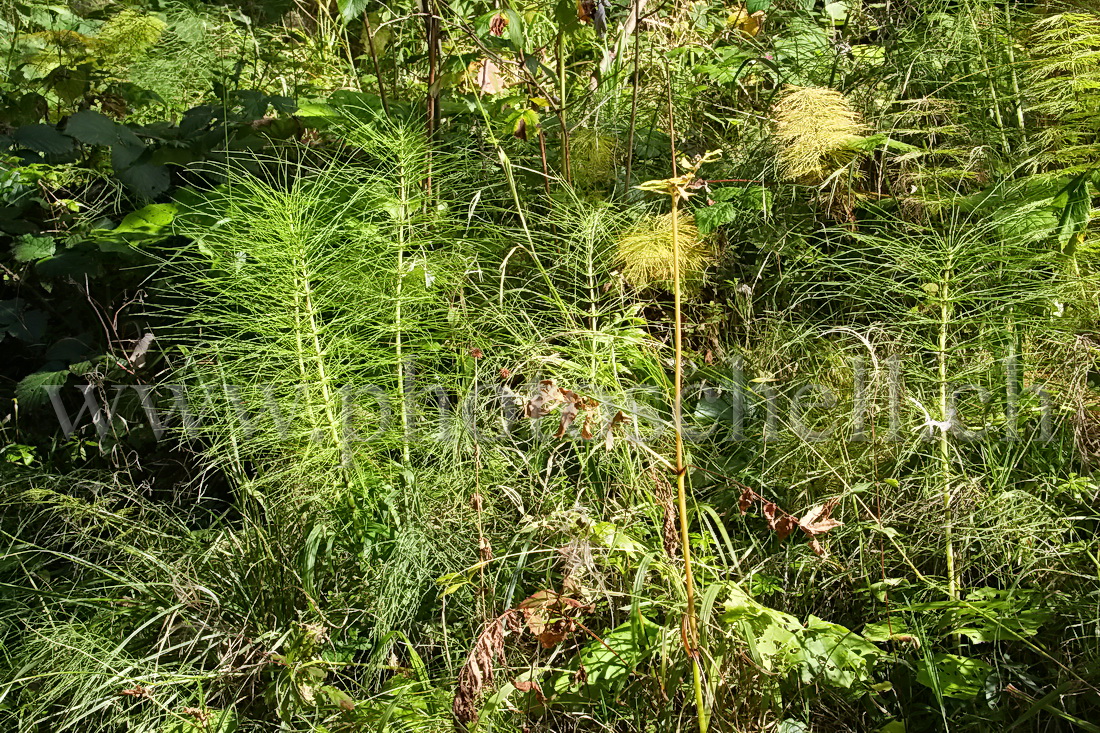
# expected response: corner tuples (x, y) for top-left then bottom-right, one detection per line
(617, 212), (714, 290)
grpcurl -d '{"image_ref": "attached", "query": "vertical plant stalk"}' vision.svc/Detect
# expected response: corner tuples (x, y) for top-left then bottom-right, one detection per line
(938, 261), (958, 605)
(670, 188), (707, 733)
(623, 20), (642, 198)
(396, 169), (413, 472)
(363, 12), (391, 117)
(422, 0), (440, 197)
(557, 32), (572, 184)
(636, 81), (718, 730)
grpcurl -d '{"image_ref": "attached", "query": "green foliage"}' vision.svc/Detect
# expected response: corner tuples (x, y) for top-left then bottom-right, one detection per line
(3, 0), (1100, 731)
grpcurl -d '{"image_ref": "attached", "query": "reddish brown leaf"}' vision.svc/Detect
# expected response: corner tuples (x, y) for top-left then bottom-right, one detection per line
(774, 514), (799, 541)
(119, 686), (152, 699)
(762, 501), (778, 529)
(514, 678), (547, 703)
(489, 13), (508, 36)
(738, 486), (757, 515)
(525, 380), (562, 418)
(603, 410), (627, 450)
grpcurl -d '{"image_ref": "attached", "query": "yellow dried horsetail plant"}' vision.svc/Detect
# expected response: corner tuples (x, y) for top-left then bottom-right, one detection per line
(617, 212), (715, 291)
(636, 148), (721, 733)
(773, 85), (867, 182)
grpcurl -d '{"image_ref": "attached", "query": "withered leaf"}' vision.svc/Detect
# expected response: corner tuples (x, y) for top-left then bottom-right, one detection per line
(555, 389), (581, 438)
(514, 678), (547, 703)
(762, 501), (799, 541)
(738, 486), (758, 515)
(489, 13), (508, 36)
(525, 380), (562, 418)
(454, 610), (518, 726)
(798, 498), (843, 556)
(774, 514), (799, 541)
(603, 410), (627, 450)
(518, 590), (588, 648)
(580, 396), (599, 440)
(798, 498), (843, 537)
(475, 59), (507, 95)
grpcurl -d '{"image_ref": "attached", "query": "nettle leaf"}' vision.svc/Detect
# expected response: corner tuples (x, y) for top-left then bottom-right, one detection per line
(12, 124), (74, 156)
(116, 163), (171, 200)
(12, 234), (56, 262)
(337, 0), (370, 23)
(15, 369), (68, 409)
(916, 653), (992, 699)
(112, 203), (176, 235)
(694, 202), (737, 235)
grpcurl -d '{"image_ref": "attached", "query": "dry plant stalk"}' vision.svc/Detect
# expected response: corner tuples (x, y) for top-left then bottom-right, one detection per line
(636, 147), (722, 733)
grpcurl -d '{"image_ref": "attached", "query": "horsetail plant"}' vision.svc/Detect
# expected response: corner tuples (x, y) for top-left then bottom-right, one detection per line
(636, 147), (721, 733)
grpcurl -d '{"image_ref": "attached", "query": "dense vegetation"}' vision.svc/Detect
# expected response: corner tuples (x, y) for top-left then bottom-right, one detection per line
(2, 0), (1100, 730)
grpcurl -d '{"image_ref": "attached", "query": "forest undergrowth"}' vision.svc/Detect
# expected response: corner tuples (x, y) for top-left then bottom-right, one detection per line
(2, 0), (1100, 731)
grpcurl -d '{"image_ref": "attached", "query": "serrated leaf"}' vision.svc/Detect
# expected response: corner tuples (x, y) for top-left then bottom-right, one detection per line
(15, 369), (68, 409)
(12, 235), (55, 262)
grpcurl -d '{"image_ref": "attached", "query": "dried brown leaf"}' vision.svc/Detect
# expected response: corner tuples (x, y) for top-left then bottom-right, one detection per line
(525, 380), (562, 418)
(738, 486), (757, 515)
(453, 611), (517, 727)
(774, 514), (798, 541)
(476, 59), (507, 95)
(603, 410), (627, 450)
(514, 679), (547, 703)
(798, 498), (843, 537)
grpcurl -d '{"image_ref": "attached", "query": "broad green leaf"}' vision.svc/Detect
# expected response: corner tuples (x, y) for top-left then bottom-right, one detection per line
(798, 616), (882, 690)
(65, 110), (141, 147)
(337, 0), (369, 23)
(15, 369), (67, 408)
(916, 653), (992, 699)
(113, 203), (177, 235)
(12, 235), (55, 262)
(12, 124), (74, 155)
(116, 163), (171, 200)
(578, 616), (659, 689)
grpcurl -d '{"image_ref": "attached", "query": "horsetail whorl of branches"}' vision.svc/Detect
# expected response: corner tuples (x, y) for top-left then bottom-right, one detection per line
(773, 85), (867, 182)
(616, 212), (713, 290)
